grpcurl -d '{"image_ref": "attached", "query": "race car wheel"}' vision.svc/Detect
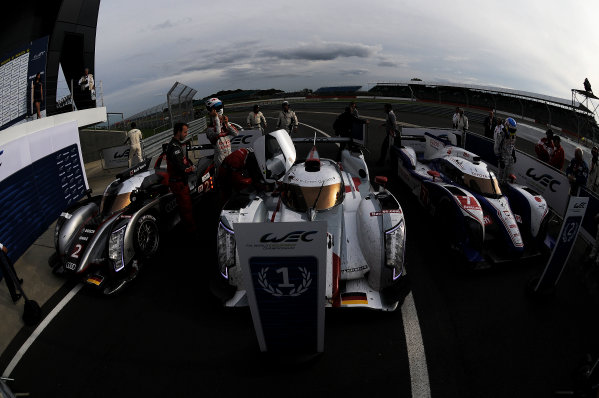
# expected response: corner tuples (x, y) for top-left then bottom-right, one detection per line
(134, 214), (160, 259)
(434, 200), (454, 246)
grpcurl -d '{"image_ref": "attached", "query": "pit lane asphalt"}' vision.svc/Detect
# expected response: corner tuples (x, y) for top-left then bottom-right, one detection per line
(2, 102), (599, 397)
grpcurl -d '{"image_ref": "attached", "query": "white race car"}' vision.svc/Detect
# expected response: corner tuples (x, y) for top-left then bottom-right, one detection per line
(216, 130), (409, 311)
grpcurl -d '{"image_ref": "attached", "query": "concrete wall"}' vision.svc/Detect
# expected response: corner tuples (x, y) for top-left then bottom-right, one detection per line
(79, 129), (126, 163)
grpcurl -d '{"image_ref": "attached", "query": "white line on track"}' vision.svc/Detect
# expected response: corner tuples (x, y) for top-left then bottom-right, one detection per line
(402, 292), (431, 398)
(2, 283), (83, 378)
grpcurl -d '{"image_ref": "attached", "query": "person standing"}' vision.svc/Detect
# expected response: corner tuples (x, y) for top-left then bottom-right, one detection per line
(206, 97), (238, 168)
(246, 104), (267, 134)
(377, 103), (399, 166)
(452, 107), (460, 128)
(454, 107), (469, 132)
(549, 135), (565, 171)
(566, 147), (589, 196)
(124, 122), (143, 166)
(78, 68), (95, 101)
(483, 110), (497, 139)
(587, 146), (599, 193)
(166, 122), (196, 234)
(493, 117), (518, 184)
(32, 72), (43, 119)
(534, 129), (554, 163)
(276, 101), (298, 134)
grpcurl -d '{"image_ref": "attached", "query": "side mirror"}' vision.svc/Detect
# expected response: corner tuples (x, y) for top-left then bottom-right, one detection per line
(427, 170), (440, 181)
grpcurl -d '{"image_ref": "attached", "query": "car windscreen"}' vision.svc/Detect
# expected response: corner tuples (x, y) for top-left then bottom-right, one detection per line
(281, 182), (343, 212)
(462, 174), (502, 197)
(100, 192), (131, 216)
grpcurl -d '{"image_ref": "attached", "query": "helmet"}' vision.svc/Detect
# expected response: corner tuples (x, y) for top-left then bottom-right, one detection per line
(206, 98), (223, 115)
(282, 101), (289, 107)
(505, 117), (517, 136)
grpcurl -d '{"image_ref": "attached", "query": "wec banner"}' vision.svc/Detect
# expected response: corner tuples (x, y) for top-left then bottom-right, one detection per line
(0, 121), (88, 263)
(0, 36), (49, 129)
(101, 145), (130, 169)
(235, 221), (327, 353)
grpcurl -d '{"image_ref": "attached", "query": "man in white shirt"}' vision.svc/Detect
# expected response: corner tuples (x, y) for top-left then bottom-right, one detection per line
(246, 104), (267, 134)
(124, 122), (143, 166)
(276, 101), (298, 134)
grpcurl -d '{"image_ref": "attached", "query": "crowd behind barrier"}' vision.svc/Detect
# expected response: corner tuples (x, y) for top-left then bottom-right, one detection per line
(369, 83), (598, 142)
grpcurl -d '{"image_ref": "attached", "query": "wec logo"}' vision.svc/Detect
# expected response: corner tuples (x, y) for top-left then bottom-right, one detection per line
(114, 149), (130, 159)
(260, 230), (317, 243)
(230, 135), (254, 145)
(525, 168), (561, 192)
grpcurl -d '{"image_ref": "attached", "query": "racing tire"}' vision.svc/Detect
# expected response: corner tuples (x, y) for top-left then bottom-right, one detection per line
(133, 214), (160, 259)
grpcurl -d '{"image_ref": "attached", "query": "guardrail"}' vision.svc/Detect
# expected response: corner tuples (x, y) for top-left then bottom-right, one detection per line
(141, 117), (206, 159)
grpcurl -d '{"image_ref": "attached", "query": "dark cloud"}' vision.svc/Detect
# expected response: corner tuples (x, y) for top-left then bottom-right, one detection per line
(259, 42), (379, 61)
(341, 69), (369, 76)
(378, 61), (396, 67)
(150, 17), (192, 30)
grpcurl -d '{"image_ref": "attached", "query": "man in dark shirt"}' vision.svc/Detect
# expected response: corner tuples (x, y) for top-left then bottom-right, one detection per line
(167, 122), (196, 233)
(566, 147), (589, 196)
(483, 110), (497, 139)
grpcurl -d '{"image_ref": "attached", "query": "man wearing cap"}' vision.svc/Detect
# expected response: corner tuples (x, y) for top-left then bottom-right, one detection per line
(276, 101), (298, 134)
(246, 104), (267, 134)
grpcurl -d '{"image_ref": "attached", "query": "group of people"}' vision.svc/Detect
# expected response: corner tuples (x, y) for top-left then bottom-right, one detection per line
(534, 129), (565, 170)
(244, 100), (299, 135)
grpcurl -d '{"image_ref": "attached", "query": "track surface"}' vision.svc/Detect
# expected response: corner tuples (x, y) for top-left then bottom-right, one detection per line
(2, 102), (599, 397)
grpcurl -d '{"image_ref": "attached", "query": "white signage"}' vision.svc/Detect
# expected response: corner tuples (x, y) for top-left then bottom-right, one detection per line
(101, 145), (130, 169)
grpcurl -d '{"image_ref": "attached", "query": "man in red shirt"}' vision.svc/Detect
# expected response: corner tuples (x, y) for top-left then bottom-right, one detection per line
(548, 135), (565, 171)
(535, 129), (554, 163)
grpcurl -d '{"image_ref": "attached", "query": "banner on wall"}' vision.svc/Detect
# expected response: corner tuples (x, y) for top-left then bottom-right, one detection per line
(0, 121), (89, 263)
(0, 36), (49, 130)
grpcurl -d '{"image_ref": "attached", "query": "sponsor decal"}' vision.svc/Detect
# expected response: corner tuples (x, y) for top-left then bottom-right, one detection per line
(457, 196), (481, 211)
(83, 229), (95, 234)
(65, 262), (76, 271)
(574, 202), (587, 209)
(86, 275), (104, 286)
(341, 292), (368, 305)
(525, 168), (561, 192)
(514, 214), (522, 223)
(483, 215), (493, 225)
(534, 196), (542, 202)
(79, 236), (88, 241)
(370, 209), (402, 216)
(260, 231), (317, 243)
(258, 266), (312, 297)
(341, 265), (368, 273)
(201, 172), (210, 183)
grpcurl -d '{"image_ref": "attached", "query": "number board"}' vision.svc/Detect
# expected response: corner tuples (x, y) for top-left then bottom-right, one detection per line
(235, 221), (327, 353)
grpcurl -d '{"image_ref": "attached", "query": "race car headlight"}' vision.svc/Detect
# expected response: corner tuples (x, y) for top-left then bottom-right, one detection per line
(217, 220), (236, 279)
(384, 219), (406, 280)
(108, 225), (126, 272)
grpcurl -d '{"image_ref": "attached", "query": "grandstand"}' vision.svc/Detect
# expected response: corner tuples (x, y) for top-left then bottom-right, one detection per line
(369, 82), (599, 141)
(313, 86), (362, 95)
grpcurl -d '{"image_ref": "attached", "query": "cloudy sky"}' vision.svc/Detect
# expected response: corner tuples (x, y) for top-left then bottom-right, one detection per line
(94, 0), (599, 117)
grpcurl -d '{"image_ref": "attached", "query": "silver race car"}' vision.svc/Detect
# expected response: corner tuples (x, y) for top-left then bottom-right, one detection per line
(50, 147), (216, 295)
(217, 130), (409, 311)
